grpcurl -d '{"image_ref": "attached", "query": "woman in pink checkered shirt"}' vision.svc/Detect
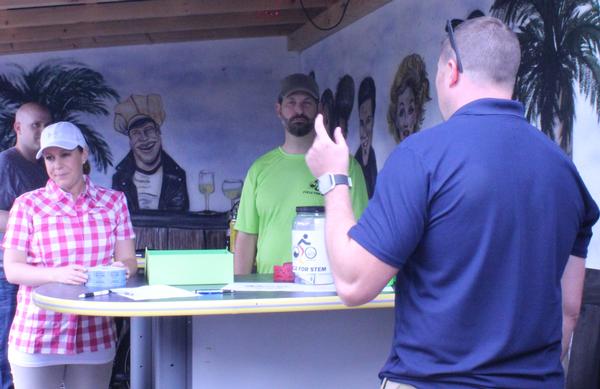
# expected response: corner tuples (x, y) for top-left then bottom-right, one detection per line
(2, 122), (137, 389)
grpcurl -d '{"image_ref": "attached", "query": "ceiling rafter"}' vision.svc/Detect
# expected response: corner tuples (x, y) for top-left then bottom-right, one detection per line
(0, 0), (392, 55)
(0, 9), (313, 45)
(0, 0), (332, 27)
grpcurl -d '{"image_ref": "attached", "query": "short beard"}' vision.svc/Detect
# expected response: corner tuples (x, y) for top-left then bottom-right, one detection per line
(285, 116), (314, 137)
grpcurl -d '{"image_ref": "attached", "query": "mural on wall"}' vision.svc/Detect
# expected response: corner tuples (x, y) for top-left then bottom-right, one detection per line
(387, 54), (432, 144)
(491, 0), (600, 157)
(0, 59), (118, 172)
(112, 94), (190, 212)
(355, 76), (378, 199)
(334, 74), (355, 139)
(0, 37), (303, 212)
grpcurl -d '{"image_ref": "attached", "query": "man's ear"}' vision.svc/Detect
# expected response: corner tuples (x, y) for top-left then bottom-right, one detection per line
(275, 103), (282, 118)
(13, 121), (21, 135)
(448, 59), (460, 87)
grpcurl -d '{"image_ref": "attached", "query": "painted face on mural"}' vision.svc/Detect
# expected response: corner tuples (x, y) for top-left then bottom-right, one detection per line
(359, 98), (374, 157)
(278, 92), (318, 137)
(129, 120), (162, 170)
(394, 87), (417, 142)
(42, 146), (88, 196)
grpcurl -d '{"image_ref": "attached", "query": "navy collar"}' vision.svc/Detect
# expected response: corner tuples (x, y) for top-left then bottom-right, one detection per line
(451, 98), (525, 119)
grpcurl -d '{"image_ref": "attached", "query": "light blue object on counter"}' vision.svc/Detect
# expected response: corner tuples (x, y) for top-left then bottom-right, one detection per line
(85, 265), (126, 289)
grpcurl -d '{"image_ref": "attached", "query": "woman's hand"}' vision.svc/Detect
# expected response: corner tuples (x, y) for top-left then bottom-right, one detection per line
(51, 264), (88, 285)
(112, 261), (131, 279)
(113, 239), (138, 278)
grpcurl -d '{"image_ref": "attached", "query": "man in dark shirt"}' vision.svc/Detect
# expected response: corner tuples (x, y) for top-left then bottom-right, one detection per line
(306, 17), (599, 388)
(0, 103), (52, 389)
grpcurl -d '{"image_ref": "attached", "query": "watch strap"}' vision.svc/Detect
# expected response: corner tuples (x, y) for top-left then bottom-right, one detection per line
(318, 173), (352, 195)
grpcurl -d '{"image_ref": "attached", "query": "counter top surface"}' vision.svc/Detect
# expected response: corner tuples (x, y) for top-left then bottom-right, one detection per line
(33, 273), (395, 317)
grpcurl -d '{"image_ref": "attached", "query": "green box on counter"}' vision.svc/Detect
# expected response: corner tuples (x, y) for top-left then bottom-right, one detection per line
(145, 249), (233, 285)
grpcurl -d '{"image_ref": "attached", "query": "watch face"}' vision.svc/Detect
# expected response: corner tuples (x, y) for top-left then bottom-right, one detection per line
(333, 174), (350, 187)
(318, 174), (333, 195)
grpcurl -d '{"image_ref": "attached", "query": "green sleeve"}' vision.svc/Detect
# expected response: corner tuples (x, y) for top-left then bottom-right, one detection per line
(235, 166), (259, 234)
(348, 156), (369, 218)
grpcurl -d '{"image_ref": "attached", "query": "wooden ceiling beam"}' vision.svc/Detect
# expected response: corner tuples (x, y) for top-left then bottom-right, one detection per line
(147, 25), (299, 43)
(0, 9), (315, 44)
(287, 0), (392, 51)
(0, 24), (298, 55)
(0, 0), (333, 29)
(0, 0), (130, 10)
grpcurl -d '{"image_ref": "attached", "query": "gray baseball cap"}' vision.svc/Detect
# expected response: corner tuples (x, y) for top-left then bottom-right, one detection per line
(279, 73), (319, 101)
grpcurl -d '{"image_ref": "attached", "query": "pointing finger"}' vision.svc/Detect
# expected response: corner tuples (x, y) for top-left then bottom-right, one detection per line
(314, 114), (330, 142)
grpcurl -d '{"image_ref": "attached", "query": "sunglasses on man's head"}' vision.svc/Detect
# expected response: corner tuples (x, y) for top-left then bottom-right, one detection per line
(445, 19), (464, 73)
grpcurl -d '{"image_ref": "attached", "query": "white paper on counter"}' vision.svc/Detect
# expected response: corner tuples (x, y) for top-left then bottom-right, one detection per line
(222, 282), (394, 294)
(111, 284), (196, 300)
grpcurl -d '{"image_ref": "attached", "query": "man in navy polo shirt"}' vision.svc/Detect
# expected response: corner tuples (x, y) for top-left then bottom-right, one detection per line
(306, 16), (599, 389)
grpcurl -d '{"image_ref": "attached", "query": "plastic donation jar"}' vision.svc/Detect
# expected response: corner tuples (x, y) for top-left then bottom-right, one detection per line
(292, 206), (332, 284)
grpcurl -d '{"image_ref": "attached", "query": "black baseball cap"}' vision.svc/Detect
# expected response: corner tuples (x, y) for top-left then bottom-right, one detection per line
(279, 73), (319, 100)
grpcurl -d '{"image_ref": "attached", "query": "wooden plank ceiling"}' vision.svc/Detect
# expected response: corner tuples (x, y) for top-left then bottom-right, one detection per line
(0, 0), (392, 55)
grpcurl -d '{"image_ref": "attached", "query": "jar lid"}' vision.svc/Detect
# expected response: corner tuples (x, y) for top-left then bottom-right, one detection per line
(296, 206), (325, 213)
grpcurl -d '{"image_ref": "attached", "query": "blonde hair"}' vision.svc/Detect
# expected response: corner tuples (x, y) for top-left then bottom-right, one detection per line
(387, 54), (431, 143)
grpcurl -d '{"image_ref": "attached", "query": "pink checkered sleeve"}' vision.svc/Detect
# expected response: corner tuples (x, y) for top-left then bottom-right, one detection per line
(3, 195), (33, 253)
(114, 192), (134, 241)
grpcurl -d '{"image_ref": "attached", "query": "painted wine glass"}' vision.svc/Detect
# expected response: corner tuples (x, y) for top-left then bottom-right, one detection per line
(198, 170), (215, 211)
(222, 179), (243, 208)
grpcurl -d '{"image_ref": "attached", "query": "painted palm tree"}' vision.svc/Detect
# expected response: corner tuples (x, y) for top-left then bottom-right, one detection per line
(491, 0), (600, 156)
(0, 59), (119, 171)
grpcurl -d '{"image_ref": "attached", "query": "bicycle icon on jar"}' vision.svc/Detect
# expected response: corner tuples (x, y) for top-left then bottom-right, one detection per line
(293, 234), (318, 260)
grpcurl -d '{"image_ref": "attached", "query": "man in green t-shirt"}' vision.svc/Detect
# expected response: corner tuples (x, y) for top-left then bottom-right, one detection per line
(234, 73), (368, 274)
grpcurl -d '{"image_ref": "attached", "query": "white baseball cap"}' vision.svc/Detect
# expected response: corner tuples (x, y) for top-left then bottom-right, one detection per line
(36, 122), (88, 160)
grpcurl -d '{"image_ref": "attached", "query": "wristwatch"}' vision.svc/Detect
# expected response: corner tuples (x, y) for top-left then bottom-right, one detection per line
(317, 173), (352, 195)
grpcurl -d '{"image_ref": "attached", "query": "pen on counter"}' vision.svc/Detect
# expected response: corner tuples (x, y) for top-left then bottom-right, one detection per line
(78, 289), (112, 299)
(194, 289), (235, 295)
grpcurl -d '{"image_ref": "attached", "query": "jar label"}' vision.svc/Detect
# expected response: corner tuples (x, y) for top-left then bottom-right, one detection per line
(292, 222), (332, 284)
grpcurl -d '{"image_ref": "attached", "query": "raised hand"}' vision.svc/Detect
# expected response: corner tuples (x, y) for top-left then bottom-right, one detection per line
(306, 114), (350, 179)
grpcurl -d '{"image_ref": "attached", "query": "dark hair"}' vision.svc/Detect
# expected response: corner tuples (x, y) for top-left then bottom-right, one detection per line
(358, 77), (376, 116)
(83, 161), (91, 175)
(77, 146), (91, 174)
(319, 88), (336, 138)
(335, 75), (355, 126)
